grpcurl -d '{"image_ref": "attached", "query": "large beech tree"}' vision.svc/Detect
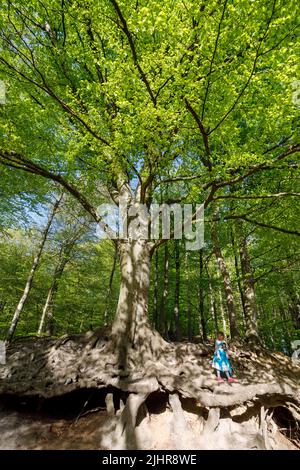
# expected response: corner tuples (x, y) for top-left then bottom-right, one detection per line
(0, 0), (299, 357)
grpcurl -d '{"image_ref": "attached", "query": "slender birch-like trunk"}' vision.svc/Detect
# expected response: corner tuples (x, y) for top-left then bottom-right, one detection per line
(6, 195), (62, 342)
(38, 240), (74, 335)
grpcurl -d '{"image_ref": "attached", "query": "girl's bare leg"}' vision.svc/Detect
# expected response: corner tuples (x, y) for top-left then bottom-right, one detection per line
(216, 370), (223, 382)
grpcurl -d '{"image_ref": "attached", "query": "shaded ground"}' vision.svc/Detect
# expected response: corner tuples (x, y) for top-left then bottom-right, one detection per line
(0, 333), (299, 449)
(0, 393), (297, 450)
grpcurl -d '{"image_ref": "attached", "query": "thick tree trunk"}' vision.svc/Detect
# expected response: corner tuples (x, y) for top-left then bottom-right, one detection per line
(110, 240), (164, 366)
(199, 249), (207, 341)
(174, 240), (181, 341)
(211, 220), (239, 339)
(6, 196), (62, 343)
(237, 227), (259, 343)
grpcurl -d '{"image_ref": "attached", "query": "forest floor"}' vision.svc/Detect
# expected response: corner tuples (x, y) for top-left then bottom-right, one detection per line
(0, 332), (300, 450)
(0, 398), (297, 450)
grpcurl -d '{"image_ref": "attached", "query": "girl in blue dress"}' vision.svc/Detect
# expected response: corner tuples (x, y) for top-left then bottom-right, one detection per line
(212, 331), (236, 383)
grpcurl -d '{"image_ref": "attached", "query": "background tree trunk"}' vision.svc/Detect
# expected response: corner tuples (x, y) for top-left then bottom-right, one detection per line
(38, 239), (75, 336)
(211, 286), (218, 337)
(207, 266), (218, 337)
(219, 290), (227, 342)
(159, 244), (169, 338)
(6, 195), (62, 342)
(186, 252), (192, 341)
(211, 218), (239, 339)
(237, 225), (259, 343)
(230, 227), (246, 322)
(153, 250), (159, 330)
(198, 249), (206, 341)
(278, 302), (291, 354)
(103, 245), (118, 327)
(174, 240), (181, 341)
(288, 294), (300, 330)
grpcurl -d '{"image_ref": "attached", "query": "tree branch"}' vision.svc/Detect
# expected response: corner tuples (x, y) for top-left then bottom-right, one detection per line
(224, 214), (300, 237)
(0, 56), (110, 147)
(185, 99), (212, 170)
(208, 0), (277, 135)
(201, 0), (228, 120)
(213, 192), (300, 201)
(0, 150), (116, 239)
(215, 144), (300, 189)
(109, 0), (156, 105)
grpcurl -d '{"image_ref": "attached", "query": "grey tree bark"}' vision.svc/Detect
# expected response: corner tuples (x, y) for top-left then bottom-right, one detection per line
(230, 227), (246, 322)
(219, 290), (227, 342)
(103, 245), (118, 326)
(186, 252), (192, 341)
(288, 294), (300, 330)
(211, 286), (218, 336)
(199, 249), (207, 341)
(159, 244), (169, 338)
(237, 224), (259, 343)
(174, 240), (181, 341)
(211, 215), (239, 339)
(110, 240), (165, 366)
(153, 250), (159, 330)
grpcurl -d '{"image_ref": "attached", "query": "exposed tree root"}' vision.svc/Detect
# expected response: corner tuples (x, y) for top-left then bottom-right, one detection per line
(0, 332), (299, 449)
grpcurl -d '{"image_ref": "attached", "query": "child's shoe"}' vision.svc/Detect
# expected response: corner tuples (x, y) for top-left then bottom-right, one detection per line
(217, 377), (224, 384)
(228, 377), (237, 384)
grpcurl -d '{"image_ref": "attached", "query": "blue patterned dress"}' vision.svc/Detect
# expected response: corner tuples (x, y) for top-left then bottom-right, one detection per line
(212, 340), (233, 374)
